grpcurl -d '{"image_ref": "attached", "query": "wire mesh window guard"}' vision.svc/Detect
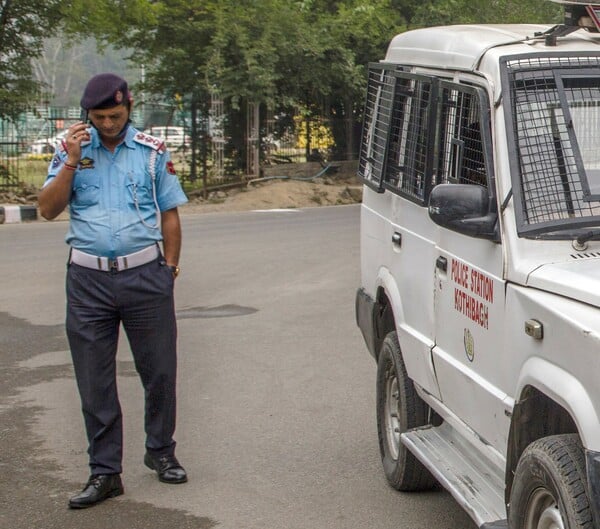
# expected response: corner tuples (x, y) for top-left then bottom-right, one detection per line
(360, 65), (491, 205)
(384, 73), (434, 203)
(436, 82), (489, 190)
(358, 65), (396, 191)
(503, 54), (600, 235)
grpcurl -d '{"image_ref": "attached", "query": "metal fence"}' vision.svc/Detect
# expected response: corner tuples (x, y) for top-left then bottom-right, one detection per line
(0, 119), (22, 190)
(1, 103), (358, 192)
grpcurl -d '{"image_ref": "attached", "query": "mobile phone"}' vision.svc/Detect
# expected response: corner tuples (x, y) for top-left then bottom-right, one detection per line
(80, 108), (89, 123)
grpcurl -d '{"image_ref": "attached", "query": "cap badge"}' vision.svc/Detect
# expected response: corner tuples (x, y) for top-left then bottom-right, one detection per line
(114, 90), (123, 103)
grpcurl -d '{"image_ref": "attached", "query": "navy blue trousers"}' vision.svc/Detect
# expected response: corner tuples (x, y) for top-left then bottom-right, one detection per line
(66, 257), (178, 475)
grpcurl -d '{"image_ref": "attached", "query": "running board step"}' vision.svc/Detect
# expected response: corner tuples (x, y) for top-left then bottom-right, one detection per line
(401, 422), (507, 529)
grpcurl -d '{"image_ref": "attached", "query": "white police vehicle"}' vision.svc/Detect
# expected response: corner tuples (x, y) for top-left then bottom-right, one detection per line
(355, 2), (600, 528)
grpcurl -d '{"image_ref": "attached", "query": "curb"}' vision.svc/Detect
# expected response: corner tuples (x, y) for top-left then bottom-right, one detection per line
(0, 205), (38, 224)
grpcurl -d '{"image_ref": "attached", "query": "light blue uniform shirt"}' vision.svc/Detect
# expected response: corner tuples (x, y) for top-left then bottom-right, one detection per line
(45, 125), (188, 257)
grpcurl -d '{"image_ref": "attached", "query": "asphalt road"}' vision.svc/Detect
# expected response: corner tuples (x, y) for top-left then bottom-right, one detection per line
(0, 205), (476, 529)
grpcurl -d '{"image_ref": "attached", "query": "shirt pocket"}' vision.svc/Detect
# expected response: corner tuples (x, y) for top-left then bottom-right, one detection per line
(125, 170), (155, 209)
(72, 172), (100, 207)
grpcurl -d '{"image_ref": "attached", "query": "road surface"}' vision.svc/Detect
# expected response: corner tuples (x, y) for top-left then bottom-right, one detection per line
(0, 205), (476, 529)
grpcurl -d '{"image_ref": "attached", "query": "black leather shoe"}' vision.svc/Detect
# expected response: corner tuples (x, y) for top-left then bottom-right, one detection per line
(68, 474), (124, 509)
(144, 453), (188, 484)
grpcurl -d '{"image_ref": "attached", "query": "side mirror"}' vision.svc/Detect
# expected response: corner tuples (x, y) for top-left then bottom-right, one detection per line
(428, 184), (499, 241)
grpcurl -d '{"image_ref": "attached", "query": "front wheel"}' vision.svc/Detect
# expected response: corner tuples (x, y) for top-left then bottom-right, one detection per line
(376, 331), (435, 491)
(509, 434), (594, 529)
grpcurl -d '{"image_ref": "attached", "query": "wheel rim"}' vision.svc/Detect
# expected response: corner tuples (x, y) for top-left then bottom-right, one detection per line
(525, 488), (565, 529)
(384, 367), (401, 460)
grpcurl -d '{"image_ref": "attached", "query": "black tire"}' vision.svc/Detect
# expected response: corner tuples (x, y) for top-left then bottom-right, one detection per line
(376, 331), (436, 491)
(509, 434), (594, 529)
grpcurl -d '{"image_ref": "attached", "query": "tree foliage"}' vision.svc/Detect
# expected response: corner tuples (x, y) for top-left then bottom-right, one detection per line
(1, 0), (570, 167)
(412, 0), (562, 26)
(0, 0), (62, 118)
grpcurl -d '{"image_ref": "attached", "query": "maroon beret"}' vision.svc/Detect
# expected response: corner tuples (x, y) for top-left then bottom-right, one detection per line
(80, 73), (130, 110)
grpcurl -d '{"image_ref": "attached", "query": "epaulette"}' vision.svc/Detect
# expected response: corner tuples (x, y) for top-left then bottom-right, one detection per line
(133, 132), (166, 154)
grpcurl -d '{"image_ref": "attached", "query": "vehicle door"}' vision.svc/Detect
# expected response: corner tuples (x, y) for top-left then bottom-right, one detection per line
(382, 71), (444, 399)
(430, 81), (509, 451)
(359, 65), (443, 399)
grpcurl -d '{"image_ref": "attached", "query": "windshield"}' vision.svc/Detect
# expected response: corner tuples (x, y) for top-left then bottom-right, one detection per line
(503, 55), (600, 238)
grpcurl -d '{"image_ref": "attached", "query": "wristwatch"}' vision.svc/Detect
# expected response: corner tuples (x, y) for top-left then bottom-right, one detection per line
(169, 265), (180, 278)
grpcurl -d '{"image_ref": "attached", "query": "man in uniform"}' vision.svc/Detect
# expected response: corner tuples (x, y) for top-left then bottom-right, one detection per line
(39, 73), (189, 509)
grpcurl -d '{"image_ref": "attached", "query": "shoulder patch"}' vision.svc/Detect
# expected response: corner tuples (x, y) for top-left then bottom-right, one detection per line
(134, 132), (166, 154)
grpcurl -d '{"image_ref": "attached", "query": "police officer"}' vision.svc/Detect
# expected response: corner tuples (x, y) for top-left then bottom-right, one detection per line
(39, 73), (188, 509)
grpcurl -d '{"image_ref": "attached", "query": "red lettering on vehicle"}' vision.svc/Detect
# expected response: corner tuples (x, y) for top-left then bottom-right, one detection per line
(454, 288), (489, 329)
(451, 259), (469, 288)
(449, 259), (494, 328)
(470, 269), (493, 303)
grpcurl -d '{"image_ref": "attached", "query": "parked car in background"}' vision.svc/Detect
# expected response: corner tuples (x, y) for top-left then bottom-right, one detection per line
(29, 131), (66, 155)
(143, 126), (190, 150)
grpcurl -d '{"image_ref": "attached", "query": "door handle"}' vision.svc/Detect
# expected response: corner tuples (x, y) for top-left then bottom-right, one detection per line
(436, 256), (448, 272)
(392, 232), (402, 246)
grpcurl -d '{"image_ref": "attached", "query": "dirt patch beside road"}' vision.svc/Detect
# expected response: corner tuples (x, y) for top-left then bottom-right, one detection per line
(182, 176), (362, 215)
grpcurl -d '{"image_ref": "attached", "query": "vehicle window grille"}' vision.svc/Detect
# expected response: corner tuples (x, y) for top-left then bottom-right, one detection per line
(503, 55), (600, 234)
(358, 65), (396, 191)
(385, 75), (433, 203)
(438, 86), (487, 189)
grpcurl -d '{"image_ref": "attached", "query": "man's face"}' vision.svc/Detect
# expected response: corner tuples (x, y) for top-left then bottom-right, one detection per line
(88, 104), (129, 140)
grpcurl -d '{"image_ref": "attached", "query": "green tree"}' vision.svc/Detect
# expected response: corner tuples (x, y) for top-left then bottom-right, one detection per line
(327, 1), (405, 158)
(41, 0), (569, 176)
(0, 0), (62, 118)
(208, 0), (398, 160)
(413, 0), (562, 26)
(208, 1), (344, 158)
(127, 2), (218, 184)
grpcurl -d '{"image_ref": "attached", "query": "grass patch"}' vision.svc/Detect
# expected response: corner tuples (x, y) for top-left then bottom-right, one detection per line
(12, 154), (231, 193)
(16, 159), (50, 189)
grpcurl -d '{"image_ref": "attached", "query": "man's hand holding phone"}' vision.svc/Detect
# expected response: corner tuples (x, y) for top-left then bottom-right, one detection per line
(64, 121), (91, 165)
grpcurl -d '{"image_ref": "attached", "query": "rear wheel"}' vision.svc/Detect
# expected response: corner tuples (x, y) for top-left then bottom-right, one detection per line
(509, 434), (593, 529)
(376, 331), (436, 491)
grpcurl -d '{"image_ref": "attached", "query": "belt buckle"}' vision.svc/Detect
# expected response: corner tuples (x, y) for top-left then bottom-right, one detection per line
(107, 258), (119, 271)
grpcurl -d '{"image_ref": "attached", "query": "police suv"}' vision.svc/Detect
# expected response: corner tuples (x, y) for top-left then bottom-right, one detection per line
(355, 2), (600, 528)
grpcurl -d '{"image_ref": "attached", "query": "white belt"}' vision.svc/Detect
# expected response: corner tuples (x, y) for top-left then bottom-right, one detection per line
(70, 244), (160, 272)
